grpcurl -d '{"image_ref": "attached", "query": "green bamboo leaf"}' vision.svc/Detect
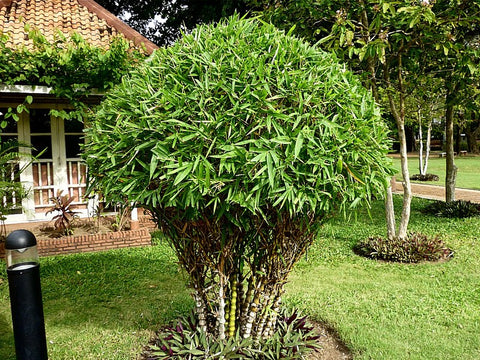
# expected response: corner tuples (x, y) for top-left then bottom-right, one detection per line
(149, 157), (158, 179)
(267, 152), (274, 187)
(173, 163), (193, 186)
(294, 131), (304, 159)
(205, 163), (210, 187)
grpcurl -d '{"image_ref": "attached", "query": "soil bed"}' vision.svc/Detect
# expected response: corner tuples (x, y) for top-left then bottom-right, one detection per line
(31, 216), (122, 240)
(308, 323), (353, 360)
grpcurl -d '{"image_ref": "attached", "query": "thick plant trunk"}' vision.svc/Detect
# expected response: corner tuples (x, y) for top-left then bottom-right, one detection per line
(218, 270), (226, 340)
(445, 91), (457, 202)
(159, 211), (318, 341)
(194, 288), (207, 333)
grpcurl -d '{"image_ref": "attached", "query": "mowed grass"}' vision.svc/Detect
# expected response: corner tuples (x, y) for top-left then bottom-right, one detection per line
(0, 197), (479, 359)
(0, 239), (193, 360)
(391, 154), (480, 190)
(286, 197), (480, 360)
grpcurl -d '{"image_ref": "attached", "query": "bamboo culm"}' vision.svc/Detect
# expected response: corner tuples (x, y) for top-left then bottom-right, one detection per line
(218, 272), (226, 340)
(227, 275), (237, 337)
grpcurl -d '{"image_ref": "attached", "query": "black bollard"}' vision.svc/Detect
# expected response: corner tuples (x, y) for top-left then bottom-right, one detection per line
(5, 229), (48, 360)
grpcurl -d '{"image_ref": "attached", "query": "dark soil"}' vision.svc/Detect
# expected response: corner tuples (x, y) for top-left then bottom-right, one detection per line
(30, 216), (121, 240)
(308, 323), (353, 360)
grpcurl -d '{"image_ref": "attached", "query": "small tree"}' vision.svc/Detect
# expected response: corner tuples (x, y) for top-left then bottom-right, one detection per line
(84, 16), (394, 341)
(403, 75), (444, 177)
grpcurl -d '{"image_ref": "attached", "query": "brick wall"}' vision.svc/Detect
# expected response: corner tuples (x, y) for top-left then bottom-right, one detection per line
(0, 228), (151, 258)
(139, 215), (158, 231)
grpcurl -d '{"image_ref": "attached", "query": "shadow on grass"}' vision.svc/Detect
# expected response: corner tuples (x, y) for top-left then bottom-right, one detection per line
(0, 243), (193, 358)
(0, 314), (15, 360)
(38, 246), (193, 333)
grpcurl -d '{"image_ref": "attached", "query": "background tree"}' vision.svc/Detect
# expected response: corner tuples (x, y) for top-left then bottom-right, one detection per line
(403, 75), (444, 178)
(84, 16), (394, 342)
(417, 1), (480, 201)
(464, 115), (480, 154)
(252, 0), (480, 234)
(319, 1), (442, 240)
(95, 0), (248, 45)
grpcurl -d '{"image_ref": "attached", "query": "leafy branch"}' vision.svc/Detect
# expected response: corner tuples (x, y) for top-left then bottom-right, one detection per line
(0, 27), (145, 123)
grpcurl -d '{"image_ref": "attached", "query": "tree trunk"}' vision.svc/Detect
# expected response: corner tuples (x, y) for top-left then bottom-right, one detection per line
(385, 178), (396, 241)
(418, 115), (433, 176)
(396, 123), (412, 239)
(465, 119), (480, 154)
(445, 90), (457, 202)
(423, 120), (432, 175)
(418, 109), (424, 175)
(384, 56), (412, 240)
(359, 1), (409, 240)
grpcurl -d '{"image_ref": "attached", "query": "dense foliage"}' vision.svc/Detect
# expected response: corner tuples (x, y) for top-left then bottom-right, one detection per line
(0, 29), (145, 122)
(355, 232), (452, 263)
(84, 15), (394, 342)
(422, 200), (480, 218)
(410, 173), (439, 182)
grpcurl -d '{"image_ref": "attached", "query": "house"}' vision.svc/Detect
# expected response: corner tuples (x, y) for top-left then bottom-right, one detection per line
(0, 0), (158, 224)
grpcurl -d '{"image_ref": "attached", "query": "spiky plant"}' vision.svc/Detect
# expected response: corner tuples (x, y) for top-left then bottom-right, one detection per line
(46, 190), (78, 236)
(84, 15), (395, 342)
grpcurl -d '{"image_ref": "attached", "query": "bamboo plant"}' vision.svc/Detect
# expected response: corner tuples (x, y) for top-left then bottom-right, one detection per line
(84, 15), (395, 342)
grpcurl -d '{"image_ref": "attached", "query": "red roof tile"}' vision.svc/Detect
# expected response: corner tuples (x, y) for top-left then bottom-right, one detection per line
(0, 0), (158, 53)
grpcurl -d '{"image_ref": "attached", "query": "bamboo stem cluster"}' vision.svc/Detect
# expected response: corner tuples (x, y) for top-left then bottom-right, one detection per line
(155, 207), (319, 340)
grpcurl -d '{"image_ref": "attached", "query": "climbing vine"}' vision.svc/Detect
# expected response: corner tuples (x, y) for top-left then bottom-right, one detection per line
(0, 26), (146, 123)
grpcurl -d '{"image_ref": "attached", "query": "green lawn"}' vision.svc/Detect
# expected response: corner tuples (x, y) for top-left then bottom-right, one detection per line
(1, 197), (479, 359)
(391, 154), (480, 190)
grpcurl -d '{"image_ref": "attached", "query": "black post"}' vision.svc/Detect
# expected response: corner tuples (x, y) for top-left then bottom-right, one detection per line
(6, 230), (48, 360)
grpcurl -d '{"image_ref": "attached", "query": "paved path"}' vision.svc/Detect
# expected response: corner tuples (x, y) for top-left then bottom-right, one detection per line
(393, 181), (480, 203)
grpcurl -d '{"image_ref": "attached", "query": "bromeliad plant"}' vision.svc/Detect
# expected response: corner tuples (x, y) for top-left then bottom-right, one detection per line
(46, 190), (78, 236)
(147, 309), (320, 359)
(84, 15), (395, 345)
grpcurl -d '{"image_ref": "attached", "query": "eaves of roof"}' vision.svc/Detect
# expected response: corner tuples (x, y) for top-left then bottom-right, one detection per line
(0, 0), (158, 54)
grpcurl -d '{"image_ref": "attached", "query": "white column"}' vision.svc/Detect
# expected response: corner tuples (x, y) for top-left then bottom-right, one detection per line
(18, 112), (36, 219)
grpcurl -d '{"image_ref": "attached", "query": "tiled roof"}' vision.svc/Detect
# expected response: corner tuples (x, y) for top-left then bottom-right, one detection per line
(0, 0), (158, 53)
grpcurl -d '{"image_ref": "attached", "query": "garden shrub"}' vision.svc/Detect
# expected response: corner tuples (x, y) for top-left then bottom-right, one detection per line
(410, 173), (439, 182)
(422, 200), (480, 218)
(84, 15), (395, 343)
(355, 232), (452, 263)
(145, 309), (320, 359)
